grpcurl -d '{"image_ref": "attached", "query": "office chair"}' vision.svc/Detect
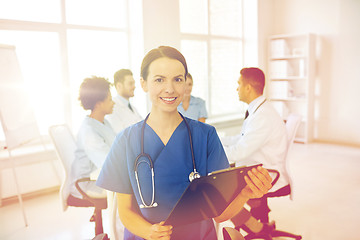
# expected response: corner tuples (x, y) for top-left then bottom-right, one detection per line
(49, 124), (108, 239)
(223, 227), (246, 240)
(232, 114), (303, 240)
(93, 233), (109, 240)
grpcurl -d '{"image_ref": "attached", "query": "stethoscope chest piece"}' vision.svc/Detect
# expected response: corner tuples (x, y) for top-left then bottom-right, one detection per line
(189, 170), (201, 182)
(140, 202), (158, 209)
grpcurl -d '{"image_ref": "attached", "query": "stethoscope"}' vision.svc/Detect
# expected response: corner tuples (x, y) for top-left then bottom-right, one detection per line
(134, 113), (200, 209)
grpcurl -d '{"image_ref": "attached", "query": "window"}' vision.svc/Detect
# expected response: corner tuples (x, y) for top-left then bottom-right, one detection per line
(0, 30), (63, 132)
(0, 0), (142, 137)
(66, 29), (130, 128)
(0, 0), (61, 23)
(180, 0), (254, 119)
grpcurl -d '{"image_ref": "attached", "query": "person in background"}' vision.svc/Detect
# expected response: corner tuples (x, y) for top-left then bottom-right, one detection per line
(106, 69), (142, 133)
(70, 76), (116, 200)
(96, 46), (273, 240)
(177, 73), (208, 122)
(221, 67), (288, 236)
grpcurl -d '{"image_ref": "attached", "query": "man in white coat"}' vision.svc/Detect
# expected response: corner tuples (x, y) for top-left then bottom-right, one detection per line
(105, 69), (142, 240)
(221, 67), (288, 237)
(106, 69), (142, 134)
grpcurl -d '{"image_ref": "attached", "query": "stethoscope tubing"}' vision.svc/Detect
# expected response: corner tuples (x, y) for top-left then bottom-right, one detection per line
(134, 112), (199, 208)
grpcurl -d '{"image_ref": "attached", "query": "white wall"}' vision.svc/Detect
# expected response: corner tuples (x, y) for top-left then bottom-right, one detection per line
(259, 0), (360, 146)
(142, 0), (181, 53)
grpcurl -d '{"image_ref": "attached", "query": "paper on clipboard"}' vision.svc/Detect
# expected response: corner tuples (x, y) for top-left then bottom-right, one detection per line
(164, 164), (262, 227)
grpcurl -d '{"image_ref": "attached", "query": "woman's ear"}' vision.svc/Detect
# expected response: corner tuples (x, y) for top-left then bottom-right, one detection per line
(140, 77), (148, 92)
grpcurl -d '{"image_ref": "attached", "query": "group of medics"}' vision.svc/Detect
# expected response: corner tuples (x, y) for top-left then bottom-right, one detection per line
(69, 45), (288, 240)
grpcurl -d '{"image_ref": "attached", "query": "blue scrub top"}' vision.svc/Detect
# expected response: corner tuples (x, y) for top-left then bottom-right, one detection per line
(97, 117), (229, 239)
(178, 95), (208, 121)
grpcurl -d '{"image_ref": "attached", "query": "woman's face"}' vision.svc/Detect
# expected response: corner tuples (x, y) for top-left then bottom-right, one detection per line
(98, 91), (115, 115)
(141, 57), (186, 113)
(184, 77), (193, 96)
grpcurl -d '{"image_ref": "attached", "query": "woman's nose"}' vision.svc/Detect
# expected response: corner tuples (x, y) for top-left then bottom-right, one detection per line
(164, 81), (175, 93)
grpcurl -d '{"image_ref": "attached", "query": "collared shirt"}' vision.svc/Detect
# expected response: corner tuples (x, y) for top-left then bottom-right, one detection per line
(118, 94), (130, 107)
(221, 95), (289, 191)
(106, 94), (143, 133)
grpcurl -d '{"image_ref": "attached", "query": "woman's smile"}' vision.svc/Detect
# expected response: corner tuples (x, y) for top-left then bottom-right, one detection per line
(160, 97), (177, 104)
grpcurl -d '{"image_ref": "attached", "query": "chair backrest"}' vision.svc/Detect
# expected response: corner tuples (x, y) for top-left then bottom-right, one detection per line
(285, 114), (302, 148)
(49, 124), (77, 211)
(284, 114), (302, 200)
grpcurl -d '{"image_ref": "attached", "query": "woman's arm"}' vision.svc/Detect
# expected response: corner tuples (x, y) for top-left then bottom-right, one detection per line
(117, 193), (173, 240)
(214, 166), (272, 223)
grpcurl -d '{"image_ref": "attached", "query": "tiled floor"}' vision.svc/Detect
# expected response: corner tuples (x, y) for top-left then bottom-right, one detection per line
(1, 142), (360, 240)
(268, 143), (360, 240)
(0, 192), (109, 240)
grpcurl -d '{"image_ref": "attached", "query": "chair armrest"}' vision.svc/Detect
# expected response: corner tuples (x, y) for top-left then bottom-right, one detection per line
(267, 169), (280, 187)
(75, 177), (99, 203)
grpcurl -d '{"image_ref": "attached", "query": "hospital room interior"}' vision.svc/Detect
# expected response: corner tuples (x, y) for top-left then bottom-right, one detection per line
(0, 0), (359, 239)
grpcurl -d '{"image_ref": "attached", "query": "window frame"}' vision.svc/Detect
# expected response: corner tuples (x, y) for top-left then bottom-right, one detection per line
(179, 0), (247, 120)
(0, 0), (134, 134)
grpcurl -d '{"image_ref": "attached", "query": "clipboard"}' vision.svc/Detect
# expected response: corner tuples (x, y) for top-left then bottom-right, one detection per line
(164, 164), (262, 227)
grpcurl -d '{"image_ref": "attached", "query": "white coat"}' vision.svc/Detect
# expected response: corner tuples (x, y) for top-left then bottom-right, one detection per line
(221, 96), (289, 191)
(106, 94), (143, 134)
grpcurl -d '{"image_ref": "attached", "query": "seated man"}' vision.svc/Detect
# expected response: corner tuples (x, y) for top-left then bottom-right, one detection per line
(106, 69), (142, 133)
(221, 67), (288, 235)
(70, 76), (116, 199)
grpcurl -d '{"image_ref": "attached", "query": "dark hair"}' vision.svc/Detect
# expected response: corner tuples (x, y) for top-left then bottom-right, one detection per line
(240, 67), (265, 94)
(78, 76), (111, 110)
(113, 69), (133, 86)
(140, 46), (188, 80)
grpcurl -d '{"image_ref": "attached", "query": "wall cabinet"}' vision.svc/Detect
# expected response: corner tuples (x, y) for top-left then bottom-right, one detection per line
(267, 33), (316, 143)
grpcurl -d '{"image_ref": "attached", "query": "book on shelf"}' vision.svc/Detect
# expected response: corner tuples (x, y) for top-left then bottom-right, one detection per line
(270, 60), (294, 78)
(270, 39), (290, 58)
(268, 81), (292, 99)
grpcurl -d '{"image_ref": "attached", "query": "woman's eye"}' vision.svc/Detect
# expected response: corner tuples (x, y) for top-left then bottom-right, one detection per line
(155, 78), (163, 82)
(175, 78), (184, 82)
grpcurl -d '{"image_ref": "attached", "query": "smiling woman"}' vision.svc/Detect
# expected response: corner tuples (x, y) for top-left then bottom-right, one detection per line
(96, 46), (229, 239)
(96, 46), (272, 240)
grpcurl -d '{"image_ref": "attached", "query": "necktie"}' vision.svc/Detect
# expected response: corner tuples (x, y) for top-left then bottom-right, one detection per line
(244, 110), (249, 120)
(128, 103), (133, 112)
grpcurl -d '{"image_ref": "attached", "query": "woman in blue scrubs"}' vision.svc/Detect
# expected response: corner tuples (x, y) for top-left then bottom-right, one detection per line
(177, 73), (208, 122)
(96, 46), (272, 240)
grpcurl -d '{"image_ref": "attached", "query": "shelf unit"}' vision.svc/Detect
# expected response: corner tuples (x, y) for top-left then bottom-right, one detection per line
(267, 33), (316, 143)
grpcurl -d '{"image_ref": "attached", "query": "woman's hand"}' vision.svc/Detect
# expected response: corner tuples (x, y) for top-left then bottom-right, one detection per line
(146, 221), (173, 240)
(117, 193), (172, 239)
(240, 166), (272, 199)
(213, 166), (273, 223)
